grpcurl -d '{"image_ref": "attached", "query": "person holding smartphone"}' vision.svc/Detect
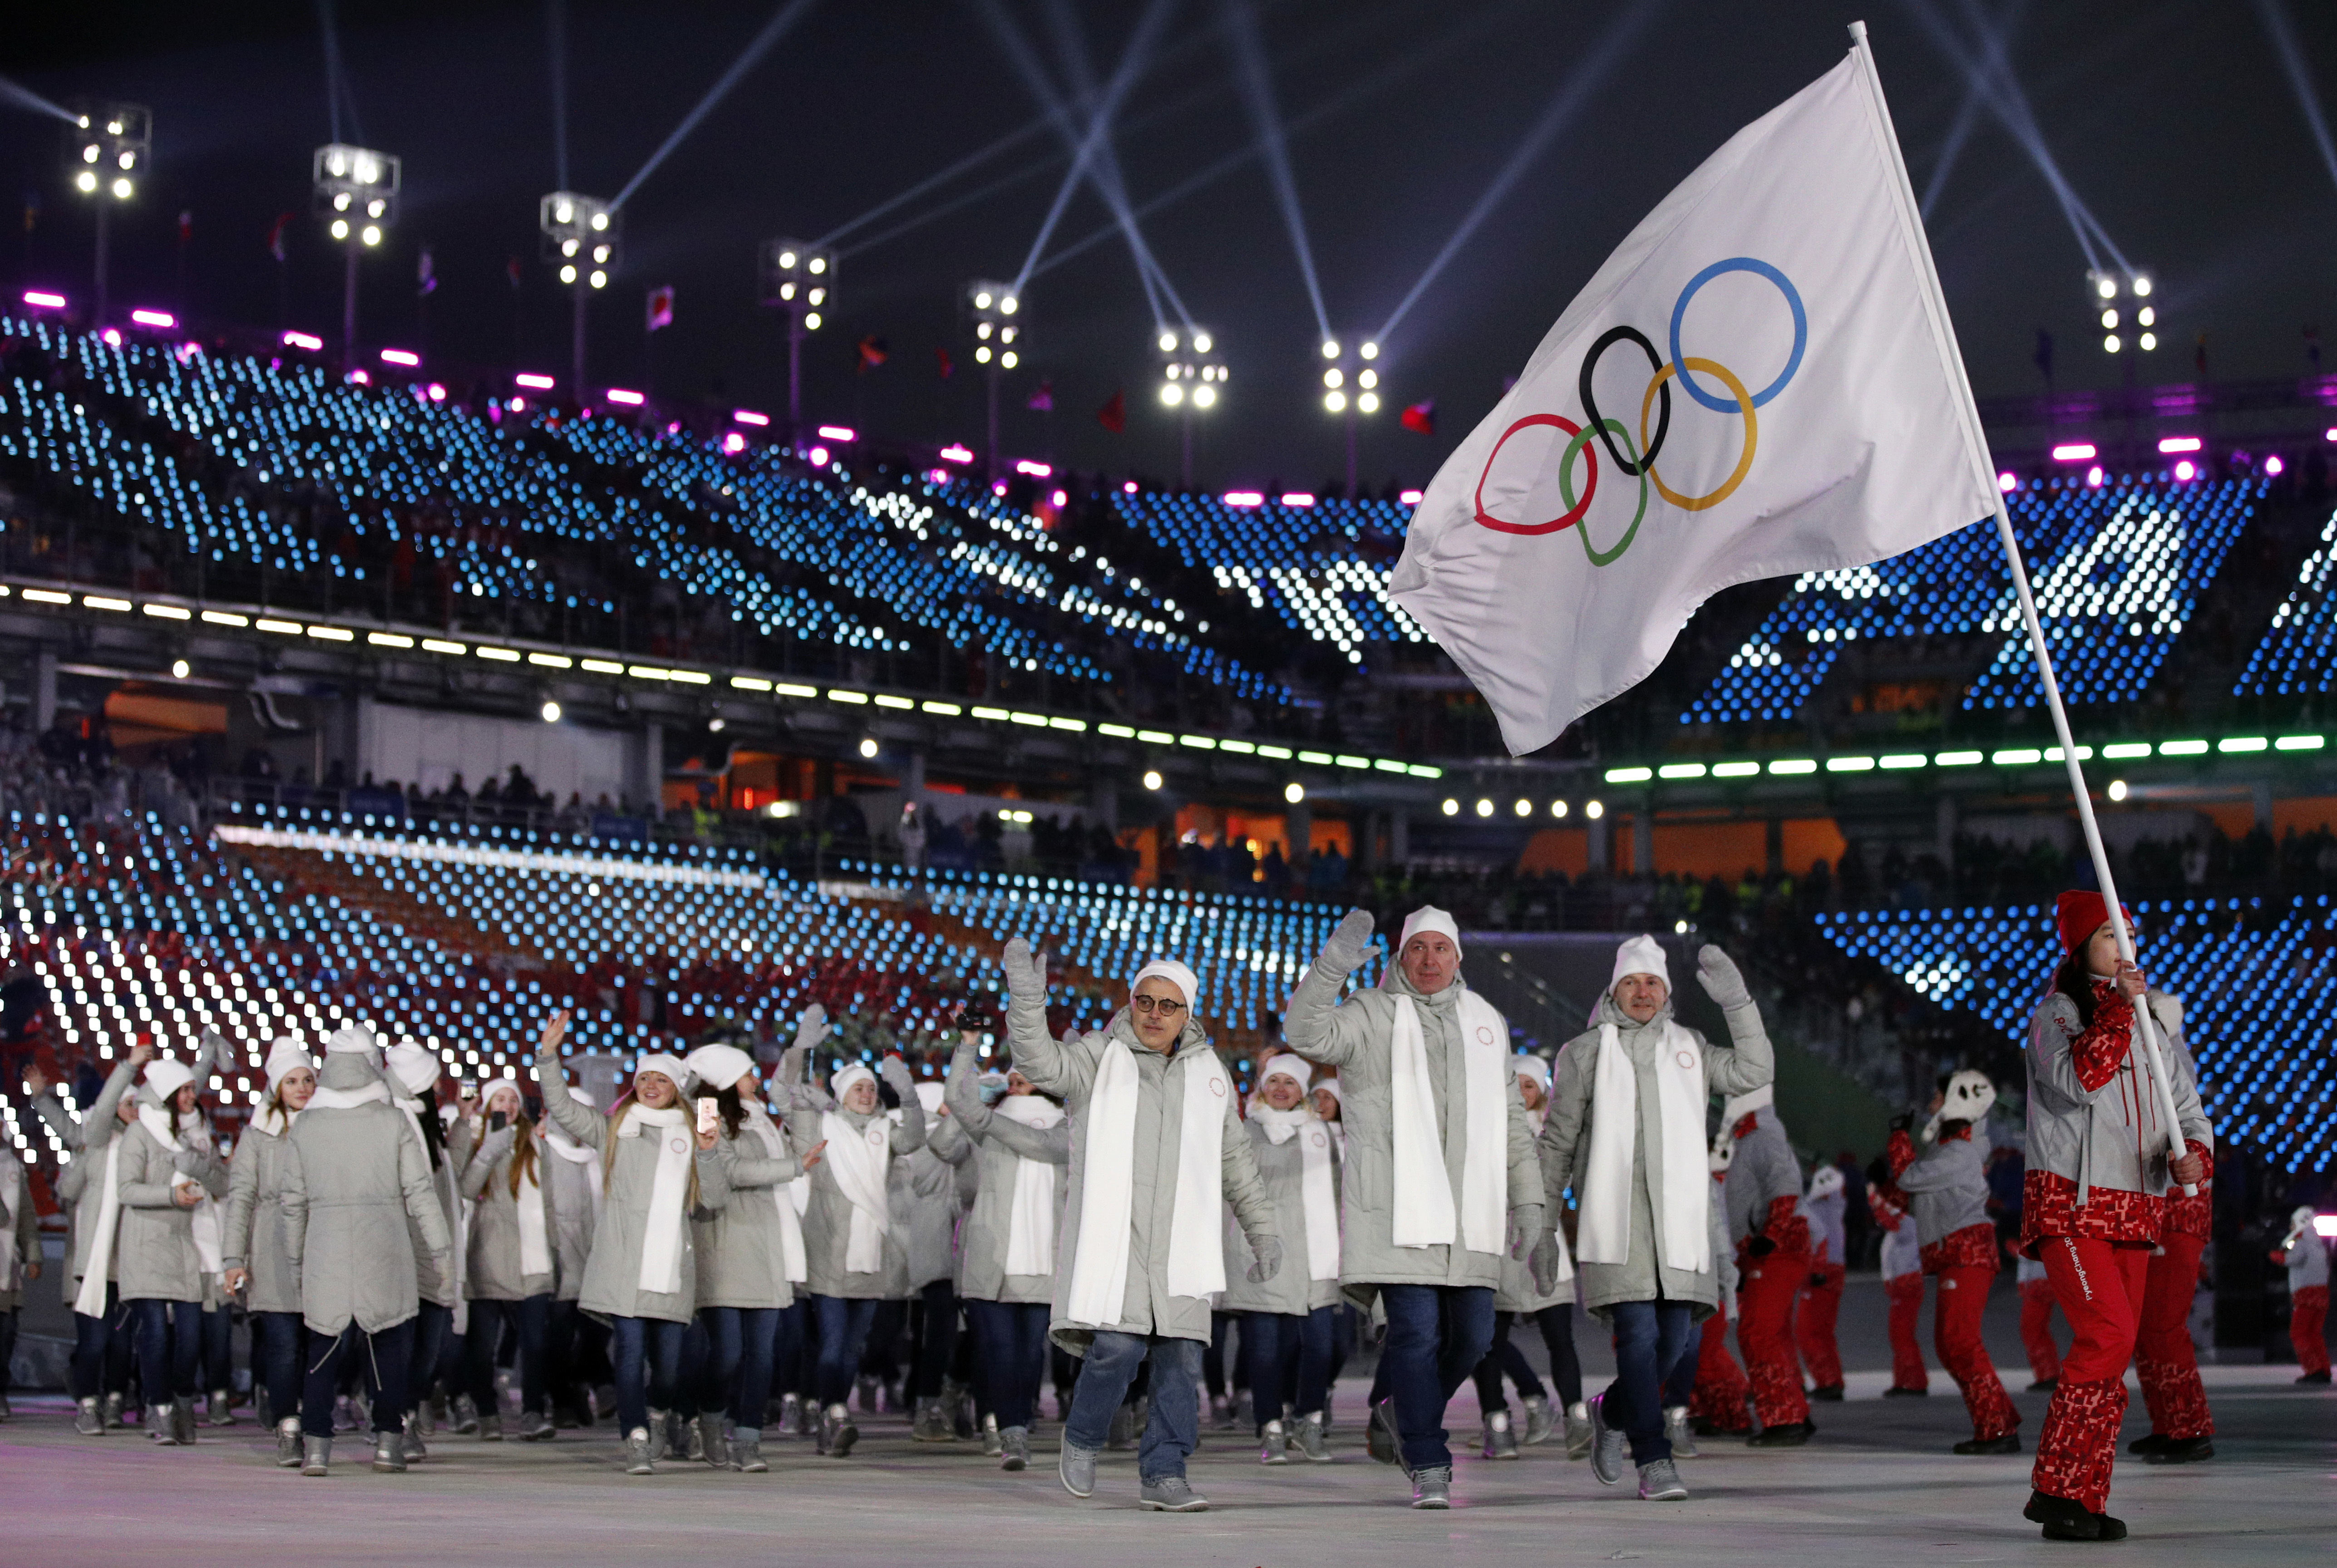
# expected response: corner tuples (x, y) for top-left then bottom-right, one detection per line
(114, 1040), (230, 1449)
(222, 1037), (316, 1465)
(461, 1077), (559, 1441)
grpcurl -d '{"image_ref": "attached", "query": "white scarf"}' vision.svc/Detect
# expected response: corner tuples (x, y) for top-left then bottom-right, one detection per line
(74, 1134), (127, 1317)
(1577, 1021), (1710, 1274)
(1065, 1037), (1228, 1327)
(136, 1106), (223, 1276)
(513, 1145), (553, 1280)
(820, 1110), (893, 1275)
(310, 1081), (392, 1111)
(993, 1094), (1065, 1277)
(742, 1107), (808, 1286)
(251, 1103), (299, 1139)
(0, 1160), (21, 1284)
(616, 1103), (693, 1296)
(1253, 1106), (1340, 1282)
(1387, 992), (1509, 1253)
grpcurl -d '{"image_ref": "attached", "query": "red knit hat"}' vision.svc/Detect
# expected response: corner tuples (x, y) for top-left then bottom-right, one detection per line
(2055, 890), (2134, 954)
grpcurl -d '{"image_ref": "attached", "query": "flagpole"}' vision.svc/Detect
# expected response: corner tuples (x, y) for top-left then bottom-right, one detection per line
(1844, 20), (2191, 1180)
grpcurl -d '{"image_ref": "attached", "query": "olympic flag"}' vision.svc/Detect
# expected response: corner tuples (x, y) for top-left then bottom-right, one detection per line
(1389, 43), (1999, 754)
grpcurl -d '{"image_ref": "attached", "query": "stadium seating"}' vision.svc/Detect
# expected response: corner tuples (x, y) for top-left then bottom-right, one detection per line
(2233, 506), (2337, 696)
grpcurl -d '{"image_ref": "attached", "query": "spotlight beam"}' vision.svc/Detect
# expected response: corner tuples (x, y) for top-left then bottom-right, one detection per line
(1371, 0), (1663, 347)
(1223, 0), (1331, 343)
(1919, 0), (2026, 220)
(610, 0), (821, 212)
(547, 0), (571, 190)
(2253, 0), (2337, 193)
(0, 73), (78, 122)
(316, 0), (365, 144)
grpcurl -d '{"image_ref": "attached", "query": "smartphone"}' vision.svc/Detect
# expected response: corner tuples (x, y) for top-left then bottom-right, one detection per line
(489, 1110), (509, 1133)
(695, 1096), (720, 1135)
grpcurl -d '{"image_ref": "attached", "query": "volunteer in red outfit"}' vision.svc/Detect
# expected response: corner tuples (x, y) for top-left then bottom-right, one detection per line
(1883, 1071), (2019, 1455)
(1794, 1165), (1846, 1403)
(1868, 1173), (1928, 1396)
(1687, 1133), (1750, 1438)
(2019, 892), (2210, 1544)
(2128, 993), (2218, 1464)
(2015, 1254), (2061, 1391)
(1720, 1085), (1811, 1445)
(2272, 1207), (2329, 1384)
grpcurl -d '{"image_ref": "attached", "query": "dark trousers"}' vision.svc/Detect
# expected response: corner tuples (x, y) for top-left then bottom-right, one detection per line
(0, 1307), (15, 1400)
(771, 1301), (807, 1401)
(1066, 1331), (1202, 1481)
(302, 1317), (415, 1437)
(1377, 1283), (1496, 1472)
(694, 1306), (780, 1430)
(811, 1294), (881, 1409)
(1242, 1307), (1335, 1426)
(908, 1278), (958, 1399)
(860, 1299), (903, 1388)
(252, 1310), (304, 1426)
(69, 1284), (132, 1401)
(404, 1301), (451, 1417)
(1660, 1317), (1701, 1409)
(465, 1295), (551, 1416)
(1605, 1297), (1695, 1465)
(198, 1301), (232, 1394)
(965, 1298), (1050, 1430)
(607, 1314), (685, 1436)
(1473, 1303), (1584, 1413)
(130, 1297), (202, 1405)
(1202, 1310), (1233, 1398)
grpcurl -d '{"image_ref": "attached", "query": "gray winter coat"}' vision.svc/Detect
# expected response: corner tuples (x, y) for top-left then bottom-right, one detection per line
(542, 1132), (602, 1303)
(462, 1124), (557, 1301)
(1722, 1107), (1804, 1250)
(1219, 1116), (1343, 1315)
(222, 1117), (302, 1313)
(1494, 1113), (1575, 1311)
(2025, 986), (2210, 1206)
(35, 1057), (138, 1304)
(537, 1064), (732, 1324)
(410, 1109), (469, 1310)
(784, 1057), (927, 1301)
(281, 1059), (453, 1337)
(1007, 997), (1277, 1355)
(1893, 1131), (1990, 1249)
(114, 1113), (228, 1303)
(893, 1142), (961, 1294)
(0, 1160), (39, 1311)
(1281, 959), (1540, 1300)
(940, 1041), (1068, 1305)
(1540, 989), (1775, 1320)
(690, 1110), (805, 1311)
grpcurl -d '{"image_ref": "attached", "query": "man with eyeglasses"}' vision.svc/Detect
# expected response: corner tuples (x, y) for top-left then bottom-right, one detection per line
(1001, 938), (1280, 1513)
(1285, 906), (1541, 1508)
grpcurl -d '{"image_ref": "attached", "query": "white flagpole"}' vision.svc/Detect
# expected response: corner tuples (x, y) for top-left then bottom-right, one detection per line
(1844, 20), (2191, 1182)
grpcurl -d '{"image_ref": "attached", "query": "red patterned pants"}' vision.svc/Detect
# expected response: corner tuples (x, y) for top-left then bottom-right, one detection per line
(1795, 1261), (1845, 1389)
(2135, 1233), (2212, 1439)
(2018, 1278), (2062, 1384)
(2293, 1285), (2331, 1377)
(1736, 1253), (1811, 1428)
(1886, 1273), (1928, 1391)
(2032, 1237), (2150, 1514)
(1935, 1262), (2019, 1440)
(1689, 1312), (1750, 1431)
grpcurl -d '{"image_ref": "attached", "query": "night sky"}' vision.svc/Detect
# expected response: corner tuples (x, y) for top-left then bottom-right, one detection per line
(5, 1), (2332, 491)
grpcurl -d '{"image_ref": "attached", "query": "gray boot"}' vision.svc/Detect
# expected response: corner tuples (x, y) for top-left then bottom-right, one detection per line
(684, 1413), (707, 1462)
(276, 1417), (304, 1468)
(700, 1416), (730, 1469)
(733, 1431), (768, 1473)
(301, 1435), (331, 1476)
(1139, 1475), (1209, 1512)
(981, 1410), (1003, 1457)
(372, 1429), (407, 1473)
(623, 1427), (655, 1475)
(1410, 1465), (1453, 1509)
(1059, 1440), (1099, 1498)
(1291, 1410), (1332, 1462)
(1664, 1404), (1699, 1459)
(1638, 1456), (1688, 1500)
(103, 1392), (126, 1430)
(820, 1402), (858, 1458)
(1589, 1393), (1627, 1485)
(74, 1397), (104, 1436)
(1482, 1409), (1520, 1460)
(649, 1408), (676, 1459)
(1000, 1425), (1031, 1471)
(1564, 1401), (1594, 1459)
(148, 1399), (179, 1445)
(1258, 1416), (1289, 1465)
(450, 1393), (480, 1434)
(170, 1399), (198, 1446)
(477, 1409), (503, 1442)
(207, 1389), (237, 1426)
(912, 1396), (953, 1442)
(400, 1411), (429, 1462)
(1520, 1393), (1556, 1445)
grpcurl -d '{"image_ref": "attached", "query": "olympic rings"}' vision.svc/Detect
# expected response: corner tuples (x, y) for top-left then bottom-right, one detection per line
(1578, 325), (1669, 478)
(1668, 256), (1805, 414)
(1472, 413), (1596, 535)
(1640, 357), (1756, 512)
(1558, 418), (1647, 566)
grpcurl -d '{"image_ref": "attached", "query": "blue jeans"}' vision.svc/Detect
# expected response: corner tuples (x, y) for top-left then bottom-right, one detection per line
(810, 1294), (881, 1409)
(965, 1299), (1050, 1430)
(1377, 1284), (1495, 1471)
(1242, 1307), (1335, 1427)
(69, 1283), (132, 1401)
(252, 1310), (304, 1425)
(1065, 1331), (1202, 1481)
(1605, 1298), (1695, 1464)
(608, 1315), (685, 1436)
(466, 1295), (551, 1416)
(301, 1318), (414, 1435)
(130, 1297), (202, 1404)
(694, 1306), (780, 1431)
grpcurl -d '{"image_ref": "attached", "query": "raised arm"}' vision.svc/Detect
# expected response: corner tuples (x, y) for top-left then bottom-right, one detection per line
(879, 1057), (926, 1155)
(926, 1110), (973, 1167)
(1892, 1136), (1968, 1195)
(773, 1006), (833, 1112)
(1280, 910), (1382, 1069)
(461, 1125), (516, 1201)
(1693, 948), (1775, 1098)
(1002, 939), (1094, 1099)
(530, 1012), (604, 1151)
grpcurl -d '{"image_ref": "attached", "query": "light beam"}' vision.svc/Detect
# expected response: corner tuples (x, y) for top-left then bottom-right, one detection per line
(2253, 0), (2337, 193)
(1223, 0), (1331, 343)
(611, 0), (821, 212)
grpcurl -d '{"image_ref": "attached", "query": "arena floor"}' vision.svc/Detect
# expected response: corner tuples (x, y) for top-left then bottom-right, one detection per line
(10, 1276), (2332, 1565)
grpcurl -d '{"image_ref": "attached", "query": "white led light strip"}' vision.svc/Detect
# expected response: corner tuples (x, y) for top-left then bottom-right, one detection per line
(214, 824), (768, 890)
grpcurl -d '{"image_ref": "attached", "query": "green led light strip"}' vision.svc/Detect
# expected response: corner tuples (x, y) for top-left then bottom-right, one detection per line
(1600, 733), (2326, 785)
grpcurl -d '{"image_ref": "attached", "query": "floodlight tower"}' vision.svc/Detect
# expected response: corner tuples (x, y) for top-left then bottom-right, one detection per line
(68, 103), (150, 327)
(965, 280), (1023, 478)
(1320, 336), (1383, 497)
(313, 143), (400, 366)
(758, 239), (834, 447)
(540, 192), (617, 396)
(1157, 327), (1225, 490)
(2089, 269), (2156, 357)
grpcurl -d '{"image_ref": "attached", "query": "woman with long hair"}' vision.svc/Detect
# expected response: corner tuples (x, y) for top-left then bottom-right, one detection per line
(26, 1042), (144, 1435)
(222, 1037), (316, 1465)
(461, 1076), (559, 1441)
(1223, 1053), (1342, 1467)
(384, 1041), (470, 1459)
(114, 1044), (230, 1447)
(532, 1010), (731, 1475)
(677, 1040), (821, 1473)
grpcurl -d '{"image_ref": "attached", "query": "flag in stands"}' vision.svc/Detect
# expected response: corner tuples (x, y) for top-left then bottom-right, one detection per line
(645, 285), (675, 331)
(1028, 378), (1054, 412)
(1097, 388), (1126, 433)
(1401, 399), (1435, 435)
(1390, 48), (1997, 755)
(858, 334), (888, 371)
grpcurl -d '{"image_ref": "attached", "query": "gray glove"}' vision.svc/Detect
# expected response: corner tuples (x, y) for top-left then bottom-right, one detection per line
(1002, 936), (1047, 1000)
(475, 1124), (518, 1163)
(1528, 1229), (1564, 1296)
(877, 1055), (916, 1097)
(792, 1004), (829, 1055)
(1318, 908), (1377, 974)
(169, 1145), (206, 1177)
(1507, 1203), (1546, 1262)
(1245, 1235), (1285, 1283)
(1696, 945), (1752, 1011)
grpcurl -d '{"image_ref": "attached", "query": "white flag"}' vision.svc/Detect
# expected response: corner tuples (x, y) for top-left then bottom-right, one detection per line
(1390, 47), (1998, 755)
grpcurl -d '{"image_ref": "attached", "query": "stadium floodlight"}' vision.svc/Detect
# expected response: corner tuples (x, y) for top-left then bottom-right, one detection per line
(2087, 269), (2157, 354)
(964, 280), (1024, 476)
(314, 143), (400, 365)
(1320, 337), (1383, 496)
(1157, 327), (1226, 488)
(758, 239), (836, 446)
(67, 102), (150, 326)
(541, 192), (618, 395)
